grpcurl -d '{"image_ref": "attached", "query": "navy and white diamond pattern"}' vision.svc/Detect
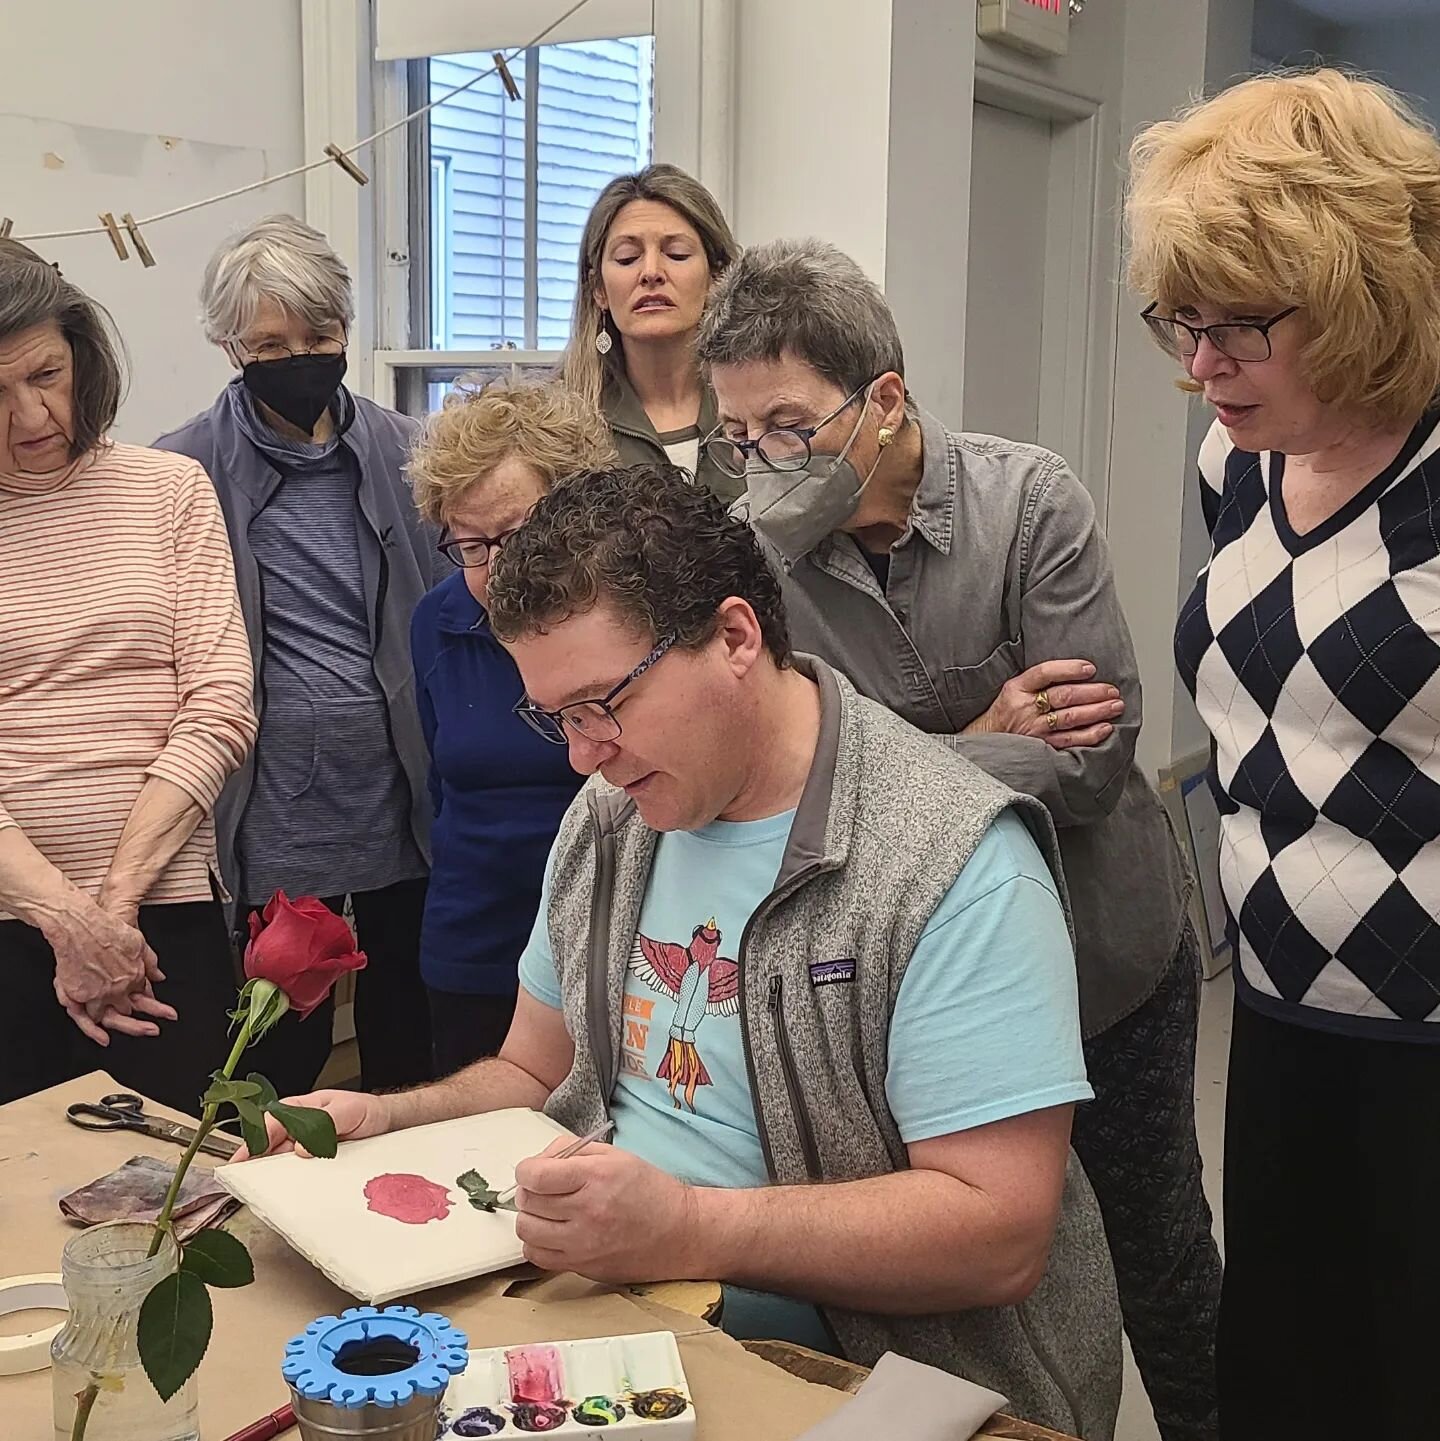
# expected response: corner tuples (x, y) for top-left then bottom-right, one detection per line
(1178, 418), (1440, 1029)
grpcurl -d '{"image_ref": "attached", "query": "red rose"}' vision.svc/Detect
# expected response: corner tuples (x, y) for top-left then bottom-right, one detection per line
(244, 891), (367, 1019)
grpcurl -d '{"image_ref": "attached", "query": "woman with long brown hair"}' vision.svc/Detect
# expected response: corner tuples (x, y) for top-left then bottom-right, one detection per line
(558, 163), (740, 500)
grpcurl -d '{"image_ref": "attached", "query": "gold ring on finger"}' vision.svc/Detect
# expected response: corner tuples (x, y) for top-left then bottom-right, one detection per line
(1034, 691), (1052, 714)
(1046, 710), (1060, 732)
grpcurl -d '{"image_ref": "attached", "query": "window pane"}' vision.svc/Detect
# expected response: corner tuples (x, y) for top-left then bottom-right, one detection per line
(396, 363), (558, 420)
(428, 155), (451, 347)
(430, 51), (528, 349)
(426, 36), (654, 352)
(535, 37), (655, 348)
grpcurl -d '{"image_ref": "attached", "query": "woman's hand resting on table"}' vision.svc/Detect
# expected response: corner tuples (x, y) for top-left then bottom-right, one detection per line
(964, 659), (1125, 750)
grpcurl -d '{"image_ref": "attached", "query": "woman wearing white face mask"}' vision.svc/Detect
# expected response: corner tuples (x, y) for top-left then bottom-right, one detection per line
(698, 237), (1218, 1441)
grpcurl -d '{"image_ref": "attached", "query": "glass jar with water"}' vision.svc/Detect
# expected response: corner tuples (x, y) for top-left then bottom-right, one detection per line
(51, 1221), (199, 1441)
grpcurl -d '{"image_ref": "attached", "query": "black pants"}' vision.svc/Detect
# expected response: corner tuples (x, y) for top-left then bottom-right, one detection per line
(243, 877), (433, 1097)
(0, 901), (237, 1112)
(1072, 924), (1222, 1441)
(1218, 996), (1440, 1438)
(427, 987), (518, 1077)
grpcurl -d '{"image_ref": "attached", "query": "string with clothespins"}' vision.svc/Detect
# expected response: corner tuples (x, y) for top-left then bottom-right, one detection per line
(2, 0), (583, 265)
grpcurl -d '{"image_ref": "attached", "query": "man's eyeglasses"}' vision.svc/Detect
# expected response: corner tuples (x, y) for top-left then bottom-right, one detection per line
(703, 380), (873, 480)
(1141, 303), (1298, 363)
(514, 636), (676, 745)
(437, 527), (520, 569)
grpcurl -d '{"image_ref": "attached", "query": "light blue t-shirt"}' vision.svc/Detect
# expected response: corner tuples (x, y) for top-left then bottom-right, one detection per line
(519, 806), (1090, 1347)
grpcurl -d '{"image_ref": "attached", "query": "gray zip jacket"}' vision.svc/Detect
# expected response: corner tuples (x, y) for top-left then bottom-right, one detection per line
(541, 657), (1122, 1439)
(741, 410), (1192, 1036)
(154, 388), (444, 911)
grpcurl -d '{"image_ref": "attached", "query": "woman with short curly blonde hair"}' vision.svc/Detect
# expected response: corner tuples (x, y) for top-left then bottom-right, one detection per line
(407, 379), (614, 1073)
(1127, 69), (1440, 1436)
(409, 376), (615, 526)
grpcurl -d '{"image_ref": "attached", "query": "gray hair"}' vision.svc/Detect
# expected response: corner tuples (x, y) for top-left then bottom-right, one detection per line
(0, 239), (126, 456)
(200, 214), (354, 345)
(696, 237), (905, 394)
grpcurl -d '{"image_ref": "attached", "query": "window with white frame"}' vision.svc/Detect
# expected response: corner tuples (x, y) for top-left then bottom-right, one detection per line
(371, 0), (727, 415)
(428, 152), (453, 348)
(425, 38), (654, 354)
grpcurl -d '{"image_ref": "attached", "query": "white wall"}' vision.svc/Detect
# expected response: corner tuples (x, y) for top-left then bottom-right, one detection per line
(0, 0), (307, 445)
(1164, 0), (1262, 767)
(1329, 17), (1440, 122)
(727, 0), (1264, 775)
(731, 0), (894, 281)
(883, 0), (977, 423)
(1251, 0), (1337, 65)
(961, 0), (1255, 774)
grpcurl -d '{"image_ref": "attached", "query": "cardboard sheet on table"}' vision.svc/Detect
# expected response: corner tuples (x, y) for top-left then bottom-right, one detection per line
(2, 1077), (852, 1441)
(216, 1109), (573, 1302)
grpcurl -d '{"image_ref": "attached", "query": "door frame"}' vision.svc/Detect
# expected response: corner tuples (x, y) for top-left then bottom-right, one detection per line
(972, 65), (1110, 515)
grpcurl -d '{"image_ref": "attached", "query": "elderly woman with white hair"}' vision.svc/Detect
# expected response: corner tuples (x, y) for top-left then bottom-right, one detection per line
(155, 214), (443, 1096)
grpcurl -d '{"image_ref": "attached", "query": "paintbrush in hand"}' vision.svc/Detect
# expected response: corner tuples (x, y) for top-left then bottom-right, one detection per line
(494, 1119), (616, 1207)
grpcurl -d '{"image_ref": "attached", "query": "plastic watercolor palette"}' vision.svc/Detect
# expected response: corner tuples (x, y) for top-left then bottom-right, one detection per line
(438, 1333), (696, 1437)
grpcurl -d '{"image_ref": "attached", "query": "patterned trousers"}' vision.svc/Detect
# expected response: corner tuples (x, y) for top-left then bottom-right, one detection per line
(1072, 922), (1222, 1441)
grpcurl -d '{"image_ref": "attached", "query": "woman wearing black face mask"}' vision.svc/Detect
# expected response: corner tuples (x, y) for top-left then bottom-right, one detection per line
(154, 214), (447, 1098)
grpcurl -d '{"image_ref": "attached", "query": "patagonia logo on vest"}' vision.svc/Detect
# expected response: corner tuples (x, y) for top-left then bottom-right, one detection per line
(809, 958), (857, 987)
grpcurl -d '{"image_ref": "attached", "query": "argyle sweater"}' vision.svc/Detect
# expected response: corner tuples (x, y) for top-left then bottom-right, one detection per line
(1175, 411), (1440, 1041)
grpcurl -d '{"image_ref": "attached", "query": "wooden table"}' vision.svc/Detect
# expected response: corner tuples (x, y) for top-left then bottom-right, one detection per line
(0, 1073), (1076, 1440)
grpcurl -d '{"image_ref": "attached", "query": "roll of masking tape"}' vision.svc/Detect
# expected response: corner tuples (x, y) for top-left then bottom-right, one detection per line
(0, 1274), (67, 1376)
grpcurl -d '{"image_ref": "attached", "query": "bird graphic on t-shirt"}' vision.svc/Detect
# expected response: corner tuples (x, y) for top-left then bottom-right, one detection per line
(628, 918), (740, 1111)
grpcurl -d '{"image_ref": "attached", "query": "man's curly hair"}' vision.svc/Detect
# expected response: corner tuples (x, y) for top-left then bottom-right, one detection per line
(486, 463), (792, 666)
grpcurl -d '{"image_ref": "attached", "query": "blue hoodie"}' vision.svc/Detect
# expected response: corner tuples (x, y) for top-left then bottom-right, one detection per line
(410, 571), (583, 994)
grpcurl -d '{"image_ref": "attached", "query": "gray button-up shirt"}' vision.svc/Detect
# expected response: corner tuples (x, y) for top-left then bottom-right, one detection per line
(747, 408), (1192, 1036)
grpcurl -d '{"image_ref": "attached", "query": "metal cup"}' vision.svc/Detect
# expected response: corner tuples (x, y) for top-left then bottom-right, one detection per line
(291, 1386), (445, 1441)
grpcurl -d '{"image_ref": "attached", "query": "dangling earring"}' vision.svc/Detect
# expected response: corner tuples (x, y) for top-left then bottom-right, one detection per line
(594, 311), (612, 355)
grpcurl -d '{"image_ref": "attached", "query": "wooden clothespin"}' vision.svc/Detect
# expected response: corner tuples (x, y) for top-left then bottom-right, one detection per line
(120, 213), (155, 267)
(323, 144), (369, 186)
(493, 52), (520, 102)
(0, 218), (13, 239)
(99, 212), (130, 261)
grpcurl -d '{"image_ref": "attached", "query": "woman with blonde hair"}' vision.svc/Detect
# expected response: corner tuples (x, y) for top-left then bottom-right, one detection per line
(1128, 69), (1440, 1435)
(408, 379), (615, 1073)
(558, 163), (740, 500)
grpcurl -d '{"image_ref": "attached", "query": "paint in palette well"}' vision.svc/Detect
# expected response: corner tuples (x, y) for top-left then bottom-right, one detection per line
(440, 1332), (696, 1437)
(507, 1344), (563, 1403)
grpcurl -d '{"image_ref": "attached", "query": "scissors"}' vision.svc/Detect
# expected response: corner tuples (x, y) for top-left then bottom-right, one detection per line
(65, 1093), (239, 1159)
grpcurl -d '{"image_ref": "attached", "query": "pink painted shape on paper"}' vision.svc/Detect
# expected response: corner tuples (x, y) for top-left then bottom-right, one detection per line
(363, 1172), (454, 1224)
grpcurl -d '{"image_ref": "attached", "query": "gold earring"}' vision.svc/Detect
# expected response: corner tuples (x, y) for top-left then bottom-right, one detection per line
(877, 427), (895, 447)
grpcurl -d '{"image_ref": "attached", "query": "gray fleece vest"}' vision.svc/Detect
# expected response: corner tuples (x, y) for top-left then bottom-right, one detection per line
(542, 658), (1122, 1439)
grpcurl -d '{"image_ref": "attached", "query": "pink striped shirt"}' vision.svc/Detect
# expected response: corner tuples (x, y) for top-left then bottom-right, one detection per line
(0, 443), (256, 912)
